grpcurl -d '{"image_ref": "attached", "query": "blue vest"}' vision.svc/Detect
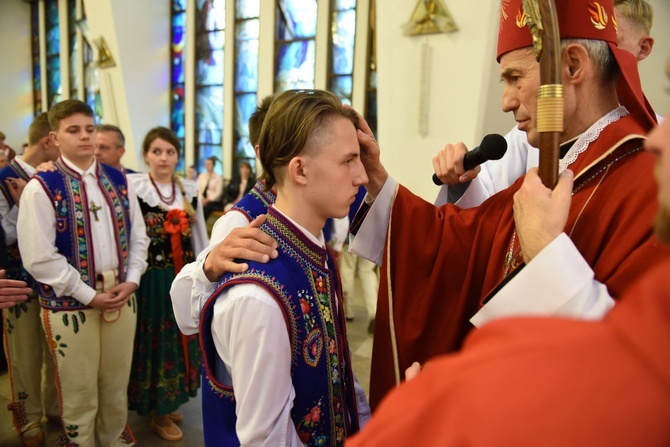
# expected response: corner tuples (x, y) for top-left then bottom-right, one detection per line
(230, 179), (276, 222)
(200, 207), (359, 446)
(0, 160), (34, 284)
(34, 159), (131, 310)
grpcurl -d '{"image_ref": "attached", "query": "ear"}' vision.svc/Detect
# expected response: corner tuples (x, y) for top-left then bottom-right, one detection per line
(49, 131), (59, 147)
(119, 146), (126, 156)
(39, 135), (50, 149)
(287, 156), (308, 186)
(561, 44), (589, 85)
(636, 36), (654, 62)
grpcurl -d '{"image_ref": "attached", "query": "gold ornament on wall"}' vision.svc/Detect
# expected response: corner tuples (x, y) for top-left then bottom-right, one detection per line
(402, 0), (458, 36)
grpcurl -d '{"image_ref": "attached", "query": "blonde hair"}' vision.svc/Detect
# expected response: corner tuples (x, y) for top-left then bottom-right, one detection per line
(614, 0), (654, 34)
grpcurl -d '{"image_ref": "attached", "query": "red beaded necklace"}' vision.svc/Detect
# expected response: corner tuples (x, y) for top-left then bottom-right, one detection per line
(149, 174), (176, 205)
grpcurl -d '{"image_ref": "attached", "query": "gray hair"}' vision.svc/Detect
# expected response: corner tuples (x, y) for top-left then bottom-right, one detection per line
(561, 39), (620, 85)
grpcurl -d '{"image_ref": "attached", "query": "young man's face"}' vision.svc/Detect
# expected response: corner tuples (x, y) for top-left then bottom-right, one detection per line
(645, 61), (670, 244)
(302, 115), (368, 221)
(51, 113), (96, 164)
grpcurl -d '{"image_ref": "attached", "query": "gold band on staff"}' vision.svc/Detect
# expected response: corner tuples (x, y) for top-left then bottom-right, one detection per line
(537, 84), (563, 133)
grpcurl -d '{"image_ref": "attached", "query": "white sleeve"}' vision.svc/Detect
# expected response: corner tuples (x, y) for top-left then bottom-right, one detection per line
(212, 284), (304, 447)
(470, 233), (615, 327)
(0, 192), (17, 245)
(329, 216), (349, 252)
(191, 196), (209, 258)
(18, 180), (97, 304)
(170, 210), (251, 335)
(348, 177), (397, 266)
(125, 178), (149, 286)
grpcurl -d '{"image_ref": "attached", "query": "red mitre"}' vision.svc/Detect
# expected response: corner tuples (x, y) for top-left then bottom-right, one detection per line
(497, 0), (656, 129)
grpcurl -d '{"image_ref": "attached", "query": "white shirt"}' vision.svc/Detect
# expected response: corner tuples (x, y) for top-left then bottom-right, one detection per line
(17, 156), (149, 305)
(212, 206), (365, 446)
(171, 208), (250, 335)
(128, 173), (209, 258)
(0, 156), (34, 245)
(197, 171), (223, 202)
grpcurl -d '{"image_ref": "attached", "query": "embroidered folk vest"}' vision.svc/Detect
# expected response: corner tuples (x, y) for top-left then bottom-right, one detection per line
(0, 160), (34, 284)
(230, 179), (276, 222)
(34, 159), (131, 310)
(200, 207), (359, 447)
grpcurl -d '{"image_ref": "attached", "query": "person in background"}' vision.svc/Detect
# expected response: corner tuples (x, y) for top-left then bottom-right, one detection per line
(223, 159), (255, 212)
(199, 89), (368, 446)
(18, 99), (149, 447)
(0, 112), (61, 447)
(0, 131), (17, 161)
(197, 156), (223, 220)
(347, 59), (670, 447)
(126, 127), (208, 442)
(95, 124), (135, 173)
(186, 165), (198, 181)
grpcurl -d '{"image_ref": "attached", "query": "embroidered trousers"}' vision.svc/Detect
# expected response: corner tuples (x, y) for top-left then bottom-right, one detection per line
(339, 247), (380, 320)
(2, 292), (58, 435)
(41, 270), (137, 447)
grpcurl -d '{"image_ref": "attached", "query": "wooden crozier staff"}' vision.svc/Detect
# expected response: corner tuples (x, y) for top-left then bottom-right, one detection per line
(522, 0), (562, 188)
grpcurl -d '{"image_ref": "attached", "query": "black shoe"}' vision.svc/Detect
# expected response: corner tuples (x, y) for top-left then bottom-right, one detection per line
(367, 318), (375, 334)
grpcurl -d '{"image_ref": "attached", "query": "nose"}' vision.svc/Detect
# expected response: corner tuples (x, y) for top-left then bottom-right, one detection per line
(501, 83), (519, 114)
(354, 159), (368, 186)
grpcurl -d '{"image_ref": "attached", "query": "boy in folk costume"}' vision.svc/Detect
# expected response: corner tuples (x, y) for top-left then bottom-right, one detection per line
(17, 99), (149, 447)
(199, 90), (369, 446)
(0, 112), (60, 446)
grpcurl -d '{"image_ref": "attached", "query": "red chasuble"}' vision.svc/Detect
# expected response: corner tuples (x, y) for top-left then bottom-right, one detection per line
(368, 114), (670, 409)
(348, 258), (670, 447)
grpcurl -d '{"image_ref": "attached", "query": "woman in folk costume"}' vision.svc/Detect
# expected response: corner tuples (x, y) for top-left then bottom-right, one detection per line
(127, 126), (208, 441)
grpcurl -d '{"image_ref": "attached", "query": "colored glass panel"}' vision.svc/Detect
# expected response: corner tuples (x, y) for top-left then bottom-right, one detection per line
(68, 0), (79, 99)
(195, 0), (226, 175)
(331, 10), (355, 75)
(335, 0), (357, 9)
(31, 3), (42, 114)
(233, 92), (258, 155)
(276, 0), (317, 39)
(171, 2), (187, 173)
(45, 0), (62, 107)
(275, 40), (315, 92)
(329, 76), (353, 105)
(234, 20), (259, 92)
(236, 0), (260, 19)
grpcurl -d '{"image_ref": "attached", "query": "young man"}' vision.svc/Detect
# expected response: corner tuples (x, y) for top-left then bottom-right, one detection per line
(199, 90), (368, 446)
(94, 124), (134, 173)
(0, 112), (61, 447)
(347, 59), (670, 447)
(350, 0), (666, 409)
(17, 99), (149, 447)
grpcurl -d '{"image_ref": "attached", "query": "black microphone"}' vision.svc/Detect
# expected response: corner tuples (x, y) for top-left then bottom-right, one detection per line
(432, 134), (508, 185)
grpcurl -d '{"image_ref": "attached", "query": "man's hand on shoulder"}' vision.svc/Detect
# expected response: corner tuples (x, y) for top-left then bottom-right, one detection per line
(35, 160), (56, 173)
(432, 142), (482, 186)
(203, 214), (279, 283)
(513, 168), (574, 262)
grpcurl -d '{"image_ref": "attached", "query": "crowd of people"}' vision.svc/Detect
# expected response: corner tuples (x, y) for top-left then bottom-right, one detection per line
(0, 0), (668, 446)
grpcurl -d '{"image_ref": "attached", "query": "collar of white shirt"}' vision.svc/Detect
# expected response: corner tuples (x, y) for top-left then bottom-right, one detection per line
(270, 204), (326, 249)
(60, 155), (98, 179)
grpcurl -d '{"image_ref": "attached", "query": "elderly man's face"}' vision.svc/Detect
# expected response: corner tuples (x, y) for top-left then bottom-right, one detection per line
(645, 61), (670, 243)
(500, 48), (541, 147)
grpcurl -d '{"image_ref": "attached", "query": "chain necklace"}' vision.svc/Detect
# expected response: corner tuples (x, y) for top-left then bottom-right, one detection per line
(149, 174), (176, 205)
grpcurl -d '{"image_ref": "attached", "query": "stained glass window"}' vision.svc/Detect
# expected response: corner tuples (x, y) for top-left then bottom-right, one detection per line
(45, 0), (62, 108)
(365, 0), (377, 137)
(171, 0), (187, 173)
(274, 0), (317, 92)
(233, 0), (260, 177)
(68, 0), (79, 99)
(79, 8), (102, 123)
(328, 0), (357, 105)
(31, 2), (42, 115)
(195, 0), (226, 175)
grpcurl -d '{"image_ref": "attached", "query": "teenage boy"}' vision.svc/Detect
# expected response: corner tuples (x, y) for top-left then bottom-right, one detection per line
(17, 99), (149, 447)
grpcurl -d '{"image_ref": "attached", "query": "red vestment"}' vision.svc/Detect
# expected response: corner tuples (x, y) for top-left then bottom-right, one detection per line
(348, 258), (670, 447)
(368, 114), (670, 408)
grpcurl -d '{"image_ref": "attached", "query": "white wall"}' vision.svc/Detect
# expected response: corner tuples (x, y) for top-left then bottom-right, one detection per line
(642, 0), (670, 116)
(0, 1), (32, 151)
(376, 0), (510, 201)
